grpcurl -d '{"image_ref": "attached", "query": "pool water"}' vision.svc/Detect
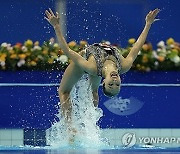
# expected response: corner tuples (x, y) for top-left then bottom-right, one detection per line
(1, 76), (180, 153)
(0, 145), (180, 154)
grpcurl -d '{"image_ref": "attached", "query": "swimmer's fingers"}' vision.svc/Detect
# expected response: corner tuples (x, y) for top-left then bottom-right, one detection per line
(44, 9), (60, 27)
(45, 10), (51, 19)
(153, 8), (160, 15)
(147, 9), (160, 18)
(45, 10), (52, 23)
(152, 9), (160, 23)
(44, 16), (50, 22)
(146, 8), (160, 24)
(154, 19), (160, 22)
(49, 8), (55, 17)
(56, 12), (60, 19)
(152, 8), (160, 18)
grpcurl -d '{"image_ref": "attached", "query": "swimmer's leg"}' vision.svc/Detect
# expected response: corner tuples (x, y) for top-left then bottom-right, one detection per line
(59, 92), (71, 123)
(88, 75), (101, 107)
(59, 92), (76, 144)
(58, 61), (84, 141)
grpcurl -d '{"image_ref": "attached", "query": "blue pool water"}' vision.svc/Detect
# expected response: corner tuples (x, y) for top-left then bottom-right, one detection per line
(1, 74), (180, 153)
(0, 145), (180, 154)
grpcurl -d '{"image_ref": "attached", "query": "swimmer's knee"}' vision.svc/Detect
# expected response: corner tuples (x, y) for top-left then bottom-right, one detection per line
(58, 88), (70, 98)
(58, 87), (62, 95)
(59, 85), (71, 94)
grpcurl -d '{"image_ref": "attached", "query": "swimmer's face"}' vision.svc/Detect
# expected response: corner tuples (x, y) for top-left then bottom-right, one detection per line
(103, 71), (121, 97)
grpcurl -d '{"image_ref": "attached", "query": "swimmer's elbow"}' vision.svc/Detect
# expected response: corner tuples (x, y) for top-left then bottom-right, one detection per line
(121, 57), (133, 73)
(79, 61), (96, 75)
(121, 65), (132, 74)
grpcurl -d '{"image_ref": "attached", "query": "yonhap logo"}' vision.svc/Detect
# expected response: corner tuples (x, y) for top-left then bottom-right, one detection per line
(122, 132), (180, 147)
(122, 132), (137, 147)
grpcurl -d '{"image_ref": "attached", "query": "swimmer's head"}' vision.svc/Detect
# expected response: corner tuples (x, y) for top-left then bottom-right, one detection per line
(102, 71), (121, 97)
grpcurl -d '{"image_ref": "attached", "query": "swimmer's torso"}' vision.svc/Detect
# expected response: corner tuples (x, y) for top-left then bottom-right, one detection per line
(85, 43), (122, 77)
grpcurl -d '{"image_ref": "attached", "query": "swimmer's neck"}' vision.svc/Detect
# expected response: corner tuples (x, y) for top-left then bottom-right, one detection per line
(102, 60), (118, 78)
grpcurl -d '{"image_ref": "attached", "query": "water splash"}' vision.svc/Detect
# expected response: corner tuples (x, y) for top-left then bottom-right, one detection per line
(46, 74), (108, 148)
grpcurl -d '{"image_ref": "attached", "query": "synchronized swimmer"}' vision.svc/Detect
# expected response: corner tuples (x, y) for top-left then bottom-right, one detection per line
(45, 8), (160, 141)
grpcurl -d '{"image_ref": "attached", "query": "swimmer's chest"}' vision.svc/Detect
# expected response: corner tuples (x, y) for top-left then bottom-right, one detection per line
(88, 54), (116, 68)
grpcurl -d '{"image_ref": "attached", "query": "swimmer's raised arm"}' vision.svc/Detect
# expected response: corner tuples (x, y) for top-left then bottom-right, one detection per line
(45, 8), (95, 75)
(120, 8), (160, 73)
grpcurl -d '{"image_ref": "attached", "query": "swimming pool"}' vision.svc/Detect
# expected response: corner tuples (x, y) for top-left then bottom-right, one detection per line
(1, 71), (180, 129)
(0, 71), (180, 153)
(0, 145), (180, 154)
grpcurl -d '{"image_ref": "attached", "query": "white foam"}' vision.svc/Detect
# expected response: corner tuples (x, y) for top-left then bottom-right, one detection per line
(46, 74), (108, 148)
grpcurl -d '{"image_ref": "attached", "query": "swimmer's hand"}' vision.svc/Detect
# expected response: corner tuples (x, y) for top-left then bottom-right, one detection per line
(45, 8), (60, 28)
(146, 8), (160, 25)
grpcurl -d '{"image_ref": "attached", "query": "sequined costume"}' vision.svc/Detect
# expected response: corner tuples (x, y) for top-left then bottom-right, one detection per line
(85, 43), (122, 77)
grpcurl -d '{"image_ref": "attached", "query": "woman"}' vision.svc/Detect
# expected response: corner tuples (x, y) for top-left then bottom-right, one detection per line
(45, 8), (159, 133)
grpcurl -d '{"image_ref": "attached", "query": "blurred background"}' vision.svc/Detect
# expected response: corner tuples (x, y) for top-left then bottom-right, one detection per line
(0, 0), (179, 46)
